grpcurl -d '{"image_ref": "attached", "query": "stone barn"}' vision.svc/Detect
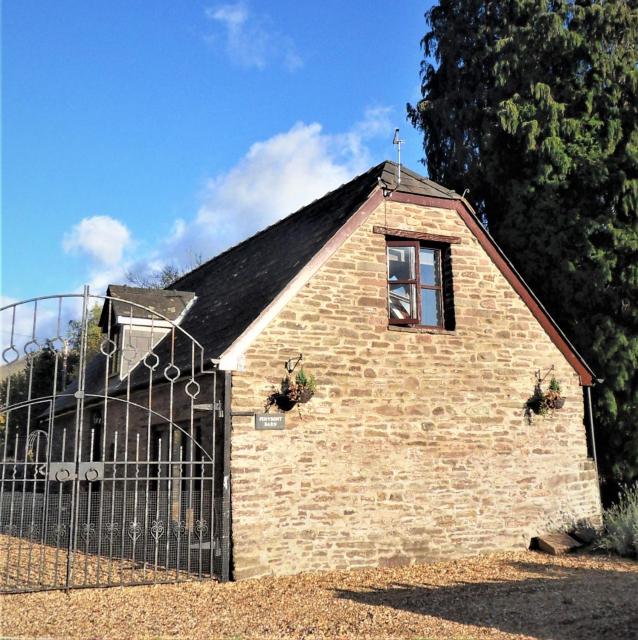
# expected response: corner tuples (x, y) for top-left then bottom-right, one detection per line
(6, 161), (602, 589)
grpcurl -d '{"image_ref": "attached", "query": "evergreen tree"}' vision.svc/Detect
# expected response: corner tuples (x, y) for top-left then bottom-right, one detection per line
(409, 0), (638, 493)
(67, 304), (104, 360)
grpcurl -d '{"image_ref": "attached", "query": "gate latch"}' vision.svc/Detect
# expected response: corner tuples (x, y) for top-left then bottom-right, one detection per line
(48, 462), (76, 482)
(78, 462), (104, 482)
(48, 462), (104, 482)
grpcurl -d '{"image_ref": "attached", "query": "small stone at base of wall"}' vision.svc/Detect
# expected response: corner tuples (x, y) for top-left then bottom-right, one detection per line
(533, 533), (583, 555)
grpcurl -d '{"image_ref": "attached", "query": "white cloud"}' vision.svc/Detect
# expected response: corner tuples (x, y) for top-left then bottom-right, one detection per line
(2, 217), (133, 352)
(160, 106), (393, 264)
(4, 107), (397, 355)
(62, 215), (132, 266)
(55, 107), (393, 296)
(85, 264), (129, 295)
(208, 3), (247, 29)
(205, 3), (302, 71)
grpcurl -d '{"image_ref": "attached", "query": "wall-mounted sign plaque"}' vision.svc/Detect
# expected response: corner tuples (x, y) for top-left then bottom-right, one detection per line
(254, 413), (285, 430)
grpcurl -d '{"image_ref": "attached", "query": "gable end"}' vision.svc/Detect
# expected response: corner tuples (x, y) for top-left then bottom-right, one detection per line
(387, 191), (594, 386)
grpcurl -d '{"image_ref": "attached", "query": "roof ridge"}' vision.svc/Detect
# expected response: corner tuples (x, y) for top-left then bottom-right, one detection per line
(381, 160), (460, 198)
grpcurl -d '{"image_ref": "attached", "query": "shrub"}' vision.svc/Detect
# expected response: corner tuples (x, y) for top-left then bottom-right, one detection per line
(597, 484), (638, 558)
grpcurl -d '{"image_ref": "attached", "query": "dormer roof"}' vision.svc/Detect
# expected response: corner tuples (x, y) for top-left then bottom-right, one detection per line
(98, 285), (195, 331)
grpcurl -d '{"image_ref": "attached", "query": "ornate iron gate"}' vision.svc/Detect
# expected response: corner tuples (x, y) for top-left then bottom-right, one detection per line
(0, 287), (229, 592)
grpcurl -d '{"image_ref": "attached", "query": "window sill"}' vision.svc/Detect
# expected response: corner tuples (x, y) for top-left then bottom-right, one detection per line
(388, 325), (456, 336)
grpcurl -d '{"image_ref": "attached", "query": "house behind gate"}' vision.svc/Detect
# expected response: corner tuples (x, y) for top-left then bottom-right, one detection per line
(88, 161), (603, 579)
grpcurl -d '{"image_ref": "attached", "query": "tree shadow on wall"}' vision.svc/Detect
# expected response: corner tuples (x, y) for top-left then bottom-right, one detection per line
(335, 559), (638, 640)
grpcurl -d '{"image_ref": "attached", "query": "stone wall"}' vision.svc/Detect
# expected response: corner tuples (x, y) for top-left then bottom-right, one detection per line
(229, 198), (602, 579)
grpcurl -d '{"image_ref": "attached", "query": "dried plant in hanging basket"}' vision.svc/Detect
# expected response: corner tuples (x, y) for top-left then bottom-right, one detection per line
(526, 377), (566, 419)
(267, 367), (317, 412)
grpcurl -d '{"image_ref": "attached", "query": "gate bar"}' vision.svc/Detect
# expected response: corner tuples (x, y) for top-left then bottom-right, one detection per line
(66, 284), (91, 590)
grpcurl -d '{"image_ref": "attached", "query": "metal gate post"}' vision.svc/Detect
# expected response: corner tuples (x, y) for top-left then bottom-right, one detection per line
(221, 371), (232, 581)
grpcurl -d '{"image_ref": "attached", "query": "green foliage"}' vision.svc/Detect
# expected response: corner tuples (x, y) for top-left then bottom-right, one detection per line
(67, 304), (104, 360)
(549, 377), (561, 393)
(280, 367), (317, 401)
(295, 367), (317, 393)
(409, 0), (638, 491)
(526, 385), (549, 418)
(597, 483), (638, 557)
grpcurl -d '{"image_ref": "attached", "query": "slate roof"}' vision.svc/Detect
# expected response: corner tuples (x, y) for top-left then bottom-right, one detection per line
(376, 161), (460, 199)
(98, 285), (195, 330)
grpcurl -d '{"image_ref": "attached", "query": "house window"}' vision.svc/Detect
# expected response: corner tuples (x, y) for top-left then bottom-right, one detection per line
(386, 240), (455, 330)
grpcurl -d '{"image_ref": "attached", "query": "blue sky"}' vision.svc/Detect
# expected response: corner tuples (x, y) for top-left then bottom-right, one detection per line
(2, 1), (433, 302)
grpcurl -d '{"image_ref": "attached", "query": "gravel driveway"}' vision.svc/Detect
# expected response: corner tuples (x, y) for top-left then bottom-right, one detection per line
(1, 550), (637, 639)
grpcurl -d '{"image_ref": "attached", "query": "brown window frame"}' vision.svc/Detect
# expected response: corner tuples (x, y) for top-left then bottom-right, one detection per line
(386, 239), (447, 329)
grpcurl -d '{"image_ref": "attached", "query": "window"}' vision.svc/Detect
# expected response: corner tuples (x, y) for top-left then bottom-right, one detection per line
(386, 240), (455, 330)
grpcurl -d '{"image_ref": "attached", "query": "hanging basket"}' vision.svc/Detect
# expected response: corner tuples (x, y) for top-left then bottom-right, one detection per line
(297, 387), (315, 403)
(273, 394), (298, 412)
(267, 366), (317, 412)
(546, 396), (566, 410)
(525, 378), (566, 417)
(272, 387), (315, 411)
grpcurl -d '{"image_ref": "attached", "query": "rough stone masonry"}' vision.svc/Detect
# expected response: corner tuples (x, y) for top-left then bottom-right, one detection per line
(229, 197), (602, 579)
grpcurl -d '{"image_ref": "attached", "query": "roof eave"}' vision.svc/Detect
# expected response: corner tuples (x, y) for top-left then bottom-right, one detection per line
(457, 195), (596, 385)
(218, 187), (385, 371)
(392, 191), (595, 386)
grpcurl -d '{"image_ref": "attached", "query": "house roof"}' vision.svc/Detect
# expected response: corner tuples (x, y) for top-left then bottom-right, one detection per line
(53, 159), (594, 413)
(51, 161), (397, 410)
(377, 161), (461, 199)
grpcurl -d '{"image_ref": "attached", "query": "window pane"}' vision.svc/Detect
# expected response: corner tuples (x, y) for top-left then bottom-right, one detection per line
(421, 288), (442, 326)
(419, 248), (440, 286)
(389, 284), (417, 320)
(387, 246), (415, 281)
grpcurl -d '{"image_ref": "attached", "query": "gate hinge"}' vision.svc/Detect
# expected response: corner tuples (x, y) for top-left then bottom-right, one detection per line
(194, 400), (224, 417)
(193, 403), (214, 411)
